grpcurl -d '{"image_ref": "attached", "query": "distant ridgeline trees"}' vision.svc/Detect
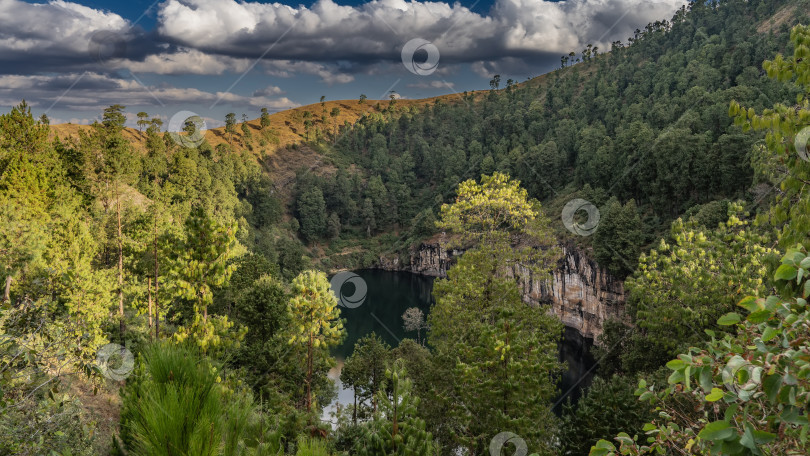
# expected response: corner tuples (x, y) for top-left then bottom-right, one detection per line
(293, 0), (803, 273)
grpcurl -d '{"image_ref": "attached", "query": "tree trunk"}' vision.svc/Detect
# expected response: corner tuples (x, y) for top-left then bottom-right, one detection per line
(147, 278), (153, 339)
(103, 181), (110, 267)
(116, 182), (125, 338)
(392, 377), (399, 440)
(3, 275), (11, 303)
(307, 332), (313, 413)
(352, 386), (358, 425)
(372, 370), (378, 413)
(503, 325), (510, 415)
(154, 212), (159, 339)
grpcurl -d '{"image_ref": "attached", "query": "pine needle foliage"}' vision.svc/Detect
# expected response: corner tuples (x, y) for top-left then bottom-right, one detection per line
(116, 342), (282, 456)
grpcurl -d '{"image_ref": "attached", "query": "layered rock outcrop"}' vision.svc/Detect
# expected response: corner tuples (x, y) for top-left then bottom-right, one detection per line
(377, 242), (626, 341)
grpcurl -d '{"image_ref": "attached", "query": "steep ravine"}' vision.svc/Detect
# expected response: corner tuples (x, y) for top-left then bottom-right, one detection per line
(377, 242), (626, 342)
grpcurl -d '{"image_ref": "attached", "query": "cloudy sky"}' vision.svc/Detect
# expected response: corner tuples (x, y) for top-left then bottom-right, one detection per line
(0, 0), (688, 127)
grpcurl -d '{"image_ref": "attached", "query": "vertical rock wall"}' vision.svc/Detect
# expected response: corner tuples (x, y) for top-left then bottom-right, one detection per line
(377, 242), (626, 341)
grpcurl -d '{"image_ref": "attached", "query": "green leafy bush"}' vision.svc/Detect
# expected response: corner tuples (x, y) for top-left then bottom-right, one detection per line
(592, 246), (810, 455)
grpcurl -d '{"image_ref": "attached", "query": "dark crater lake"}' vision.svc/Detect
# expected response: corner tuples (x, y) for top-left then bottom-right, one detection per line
(324, 269), (596, 422)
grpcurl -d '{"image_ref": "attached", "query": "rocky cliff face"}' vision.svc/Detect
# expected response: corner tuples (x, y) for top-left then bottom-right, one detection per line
(377, 242), (459, 277)
(510, 246), (626, 341)
(377, 242), (626, 341)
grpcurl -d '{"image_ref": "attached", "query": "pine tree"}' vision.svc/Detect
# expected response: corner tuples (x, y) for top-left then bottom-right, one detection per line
(169, 207), (238, 352)
(302, 111), (313, 141)
(297, 186), (327, 242)
(593, 198), (643, 278)
(330, 107), (341, 141)
(286, 270), (345, 413)
(342, 333), (391, 422)
(354, 361), (437, 456)
(81, 109), (140, 338)
(102, 104), (126, 131)
(0, 101), (52, 302)
(428, 173), (563, 453)
(136, 111), (149, 131)
(225, 112), (236, 144)
(260, 108), (271, 130)
(241, 113), (251, 141)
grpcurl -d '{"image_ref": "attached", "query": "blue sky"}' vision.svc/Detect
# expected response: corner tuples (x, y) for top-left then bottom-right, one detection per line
(1, 0), (689, 128)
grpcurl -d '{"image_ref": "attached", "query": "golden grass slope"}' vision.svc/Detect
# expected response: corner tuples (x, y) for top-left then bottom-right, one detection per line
(49, 93), (482, 155)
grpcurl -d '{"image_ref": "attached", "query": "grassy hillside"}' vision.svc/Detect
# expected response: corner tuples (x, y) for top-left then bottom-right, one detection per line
(48, 93), (497, 154)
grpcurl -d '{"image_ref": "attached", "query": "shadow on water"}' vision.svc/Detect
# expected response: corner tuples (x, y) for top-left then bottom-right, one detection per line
(554, 327), (597, 414)
(324, 269), (596, 422)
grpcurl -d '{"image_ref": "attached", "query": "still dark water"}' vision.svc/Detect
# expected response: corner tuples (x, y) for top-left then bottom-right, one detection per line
(323, 269), (596, 422)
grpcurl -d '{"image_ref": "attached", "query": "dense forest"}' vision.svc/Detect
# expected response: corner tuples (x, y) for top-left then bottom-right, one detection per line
(2, 0), (810, 455)
(293, 0), (803, 277)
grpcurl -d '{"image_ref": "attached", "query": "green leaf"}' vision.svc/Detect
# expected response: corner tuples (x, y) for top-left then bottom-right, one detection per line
(751, 429), (777, 445)
(724, 403), (739, 422)
(700, 367), (713, 392)
(764, 295), (780, 310)
(747, 308), (772, 324)
(590, 439), (615, 456)
(638, 391), (655, 401)
(615, 433), (634, 445)
(666, 359), (685, 370)
(697, 366), (712, 393)
(761, 326), (778, 342)
(738, 296), (759, 312)
(698, 421), (735, 441)
(775, 264), (798, 281)
(706, 388), (724, 402)
(740, 424), (757, 450)
(718, 312), (741, 326)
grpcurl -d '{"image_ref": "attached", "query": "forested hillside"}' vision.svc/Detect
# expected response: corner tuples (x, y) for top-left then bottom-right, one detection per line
(291, 0), (804, 276)
(2, 0), (810, 455)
